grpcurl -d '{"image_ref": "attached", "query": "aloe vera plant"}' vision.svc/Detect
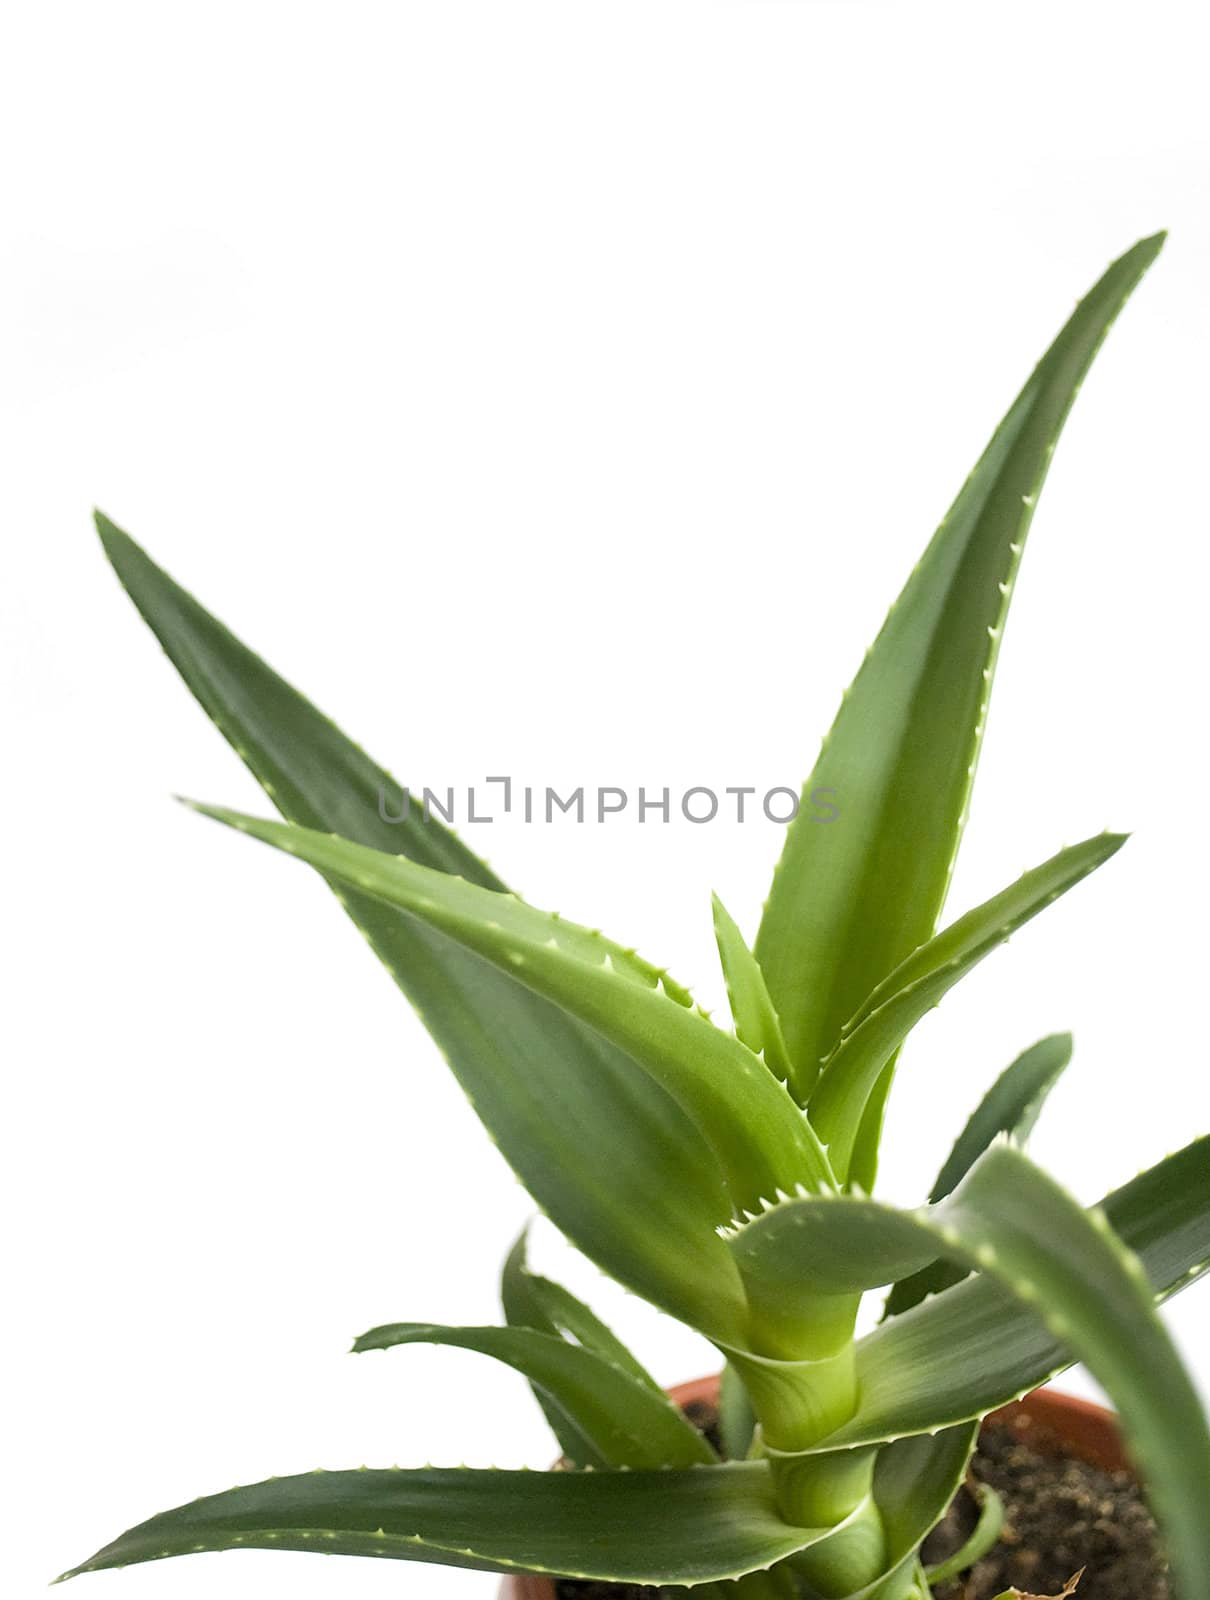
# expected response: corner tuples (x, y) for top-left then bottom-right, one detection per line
(63, 233), (1210, 1600)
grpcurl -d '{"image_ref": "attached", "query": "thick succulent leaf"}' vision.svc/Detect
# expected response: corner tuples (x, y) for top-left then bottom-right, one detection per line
(502, 1228), (627, 1465)
(186, 801), (835, 1215)
(808, 835), (1122, 1181)
(739, 1145), (1210, 1600)
(826, 1137), (1210, 1452)
(58, 1462), (818, 1586)
(351, 1322), (714, 1469)
(500, 1230), (668, 1465)
(923, 1483), (1005, 1586)
(96, 518), (746, 1339)
(926, 1033), (1073, 1203)
(712, 894), (794, 1084)
(785, 1425), (977, 1600)
(729, 1196), (939, 1298)
(884, 1034), (1072, 1317)
(719, 1362), (758, 1462)
(501, 1227), (662, 1392)
(1105, 1136), (1210, 1293)
(867, 1425), (978, 1585)
(802, 1137), (1210, 1426)
(754, 236), (1164, 1115)
(733, 1138), (1210, 1437)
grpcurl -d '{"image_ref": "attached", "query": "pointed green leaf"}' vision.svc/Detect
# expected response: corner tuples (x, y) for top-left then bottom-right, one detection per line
(825, 1137), (1210, 1452)
(755, 237), (1165, 1118)
(884, 1034), (1072, 1316)
(95, 517), (747, 1341)
(736, 1144), (1210, 1600)
(808, 835), (1122, 1181)
(501, 1229), (662, 1391)
(712, 894), (794, 1085)
(351, 1322), (714, 1469)
(732, 1137), (1210, 1446)
(719, 1362), (758, 1462)
(927, 1034), (1072, 1202)
(923, 1483), (1005, 1587)
(185, 800), (836, 1215)
(739, 1138), (1210, 1431)
(1105, 1136), (1210, 1293)
(729, 1197), (939, 1299)
(783, 1425), (978, 1600)
(59, 1461), (820, 1586)
(866, 1425), (978, 1589)
(500, 1228), (667, 1465)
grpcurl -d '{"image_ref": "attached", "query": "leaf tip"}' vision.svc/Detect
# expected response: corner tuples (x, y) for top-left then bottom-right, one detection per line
(93, 507), (141, 569)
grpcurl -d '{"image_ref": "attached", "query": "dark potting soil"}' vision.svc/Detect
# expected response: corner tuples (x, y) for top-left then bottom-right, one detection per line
(554, 1406), (1166, 1600)
(927, 1415), (1167, 1600)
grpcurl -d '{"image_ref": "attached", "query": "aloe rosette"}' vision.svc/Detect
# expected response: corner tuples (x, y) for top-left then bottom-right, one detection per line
(62, 234), (1210, 1600)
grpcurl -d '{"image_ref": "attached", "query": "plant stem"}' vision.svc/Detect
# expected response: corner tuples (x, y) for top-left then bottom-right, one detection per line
(726, 1324), (894, 1595)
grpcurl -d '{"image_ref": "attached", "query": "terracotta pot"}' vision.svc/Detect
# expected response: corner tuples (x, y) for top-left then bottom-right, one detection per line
(498, 1377), (1126, 1599)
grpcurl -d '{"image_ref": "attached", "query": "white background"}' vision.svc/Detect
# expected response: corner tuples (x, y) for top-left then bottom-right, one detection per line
(3, 3), (1208, 1597)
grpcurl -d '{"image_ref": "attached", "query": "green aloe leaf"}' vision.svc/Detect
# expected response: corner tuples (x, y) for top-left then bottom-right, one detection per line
(351, 1322), (714, 1469)
(183, 800), (836, 1215)
(712, 894), (795, 1085)
(884, 1034), (1072, 1316)
(501, 1227), (662, 1392)
(826, 1136), (1210, 1452)
(923, 1483), (1005, 1586)
(95, 517), (747, 1341)
(754, 237), (1165, 1141)
(500, 1228), (668, 1466)
(786, 1424), (978, 1600)
(58, 1462), (818, 1586)
(863, 1424), (978, 1593)
(732, 1143), (1210, 1600)
(925, 1033), (1072, 1202)
(731, 1137), (1210, 1440)
(808, 835), (1122, 1182)
(719, 1362), (758, 1462)
(1104, 1136), (1210, 1292)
